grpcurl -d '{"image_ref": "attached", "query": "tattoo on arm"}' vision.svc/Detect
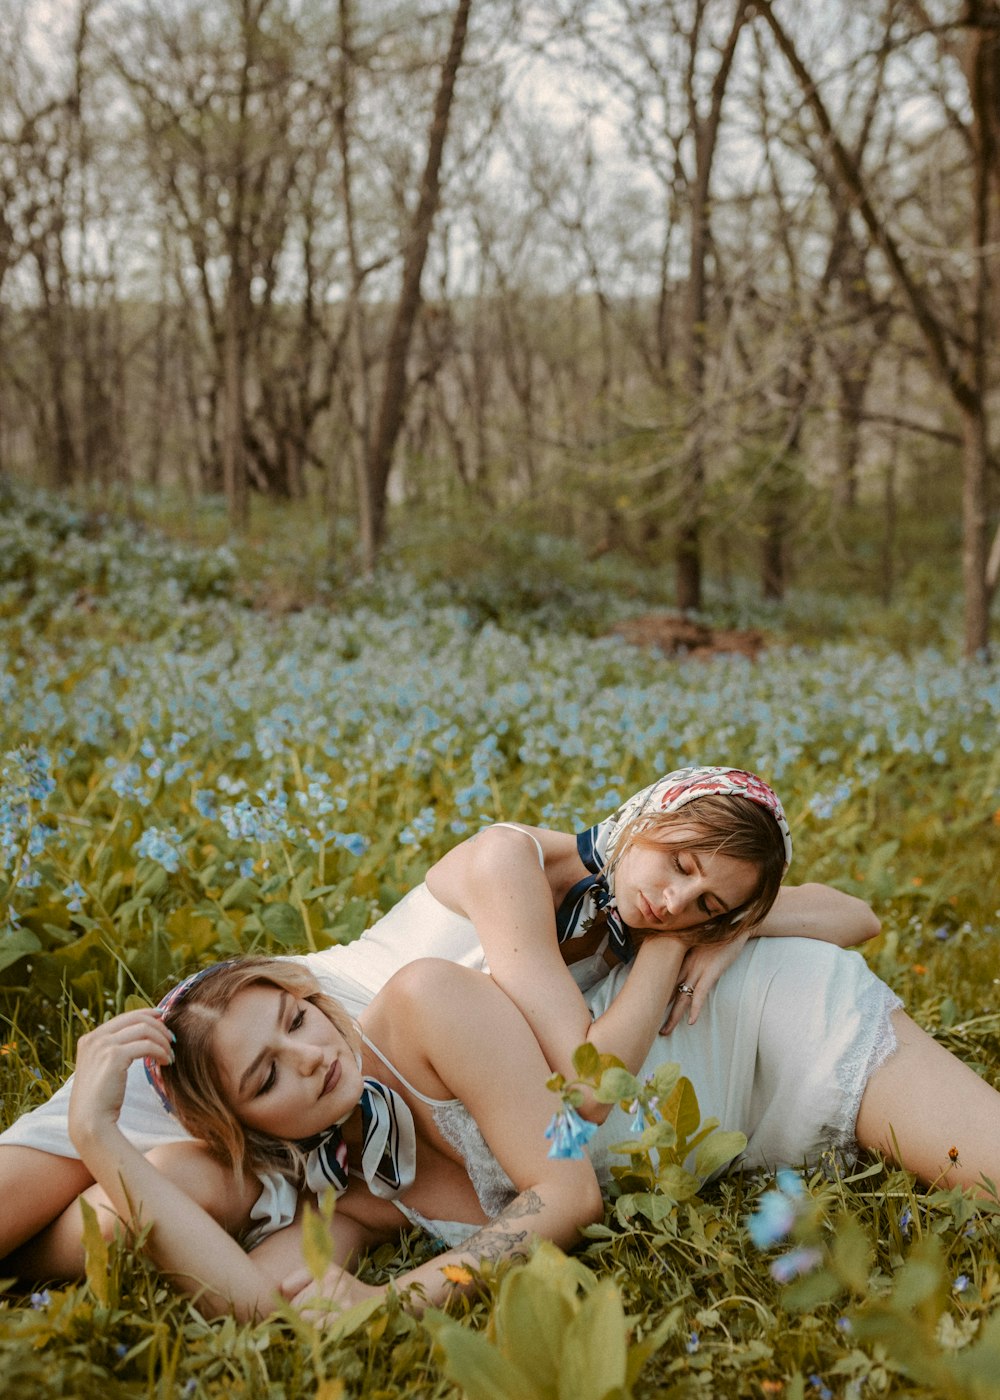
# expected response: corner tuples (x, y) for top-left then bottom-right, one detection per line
(461, 1189), (544, 1265)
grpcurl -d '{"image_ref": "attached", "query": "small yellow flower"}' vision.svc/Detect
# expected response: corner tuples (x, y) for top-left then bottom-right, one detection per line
(440, 1264), (474, 1287)
(0, 1042), (16, 1055)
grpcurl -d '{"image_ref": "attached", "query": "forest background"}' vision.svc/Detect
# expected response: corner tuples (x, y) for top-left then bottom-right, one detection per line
(1, 1), (1000, 1397)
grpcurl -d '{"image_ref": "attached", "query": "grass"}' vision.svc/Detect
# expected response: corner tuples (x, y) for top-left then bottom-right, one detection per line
(0, 483), (999, 1397)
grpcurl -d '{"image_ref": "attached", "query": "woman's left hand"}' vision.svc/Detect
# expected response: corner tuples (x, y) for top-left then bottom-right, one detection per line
(661, 929), (752, 1034)
(283, 1265), (383, 1324)
(68, 1008), (174, 1149)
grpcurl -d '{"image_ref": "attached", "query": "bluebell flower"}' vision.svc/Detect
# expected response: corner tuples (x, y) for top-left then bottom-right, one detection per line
(63, 881), (86, 912)
(953, 1274), (970, 1294)
(135, 826), (183, 873)
(545, 1104), (597, 1160)
(899, 1208), (912, 1237)
(747, 1175), (802, 1248)
(686, 1331), (699, 1354)
(770, 1246), (823, 1283)
(30, 1290), (51, 1309)
(239, 857), (255, 879)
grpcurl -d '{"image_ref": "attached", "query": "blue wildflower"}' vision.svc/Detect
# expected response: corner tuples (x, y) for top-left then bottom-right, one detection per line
(545, 1104), (597, 1160)
(953, 1274), (970, 1294)
(30, 1290), (51, 1309)
(239, 857), (255, 878)
(899, 1207), (912, 1237)
(686, 1331), (699, 1354)
(808, 1375), (833, 1400)
(770, 1246), (823, 1283)
(63, 880), (86, 912)
(747, 1173), (803, 1248)
(135, 826), (183, 873)
(193, 790), (217, 819)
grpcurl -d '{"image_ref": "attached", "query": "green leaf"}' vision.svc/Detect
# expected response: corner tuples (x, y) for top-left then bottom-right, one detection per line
(782, 1266), (842, 1311)
(693, 1129), (747, 1180)
(572, 1042), (602, 1080)
(260, 901), (305, 946)
(625, 1306), (682, 1389)
(493, 1267), (574, 1398)
(220, 877), (260, 911)
(594, 1067), (640, 1104)
(831, 1216), (871, 1295)
(429, 1316), (535, 1400)
(0, 924), (42, 973)
(300, 1199), (335, 1281)
(654, 1164), (701, 1202)
(558, 1280), (628, 1400)
(662, 1076), (700, 1141)
(647, 1062), (681, 1100)
(79, 1195), (110, 1307)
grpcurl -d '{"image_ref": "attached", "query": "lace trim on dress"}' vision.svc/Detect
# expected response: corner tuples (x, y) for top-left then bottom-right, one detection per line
(431, 1100), (518, 1217)
(825, 980), (903, 1157)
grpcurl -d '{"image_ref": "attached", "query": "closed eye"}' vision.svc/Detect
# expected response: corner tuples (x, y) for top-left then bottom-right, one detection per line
(256, 1063), (276, 1097)
(290, 1007), (305, 1032)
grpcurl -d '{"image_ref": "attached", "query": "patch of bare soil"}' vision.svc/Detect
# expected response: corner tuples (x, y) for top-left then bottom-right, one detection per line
(611, 613), (766, 660)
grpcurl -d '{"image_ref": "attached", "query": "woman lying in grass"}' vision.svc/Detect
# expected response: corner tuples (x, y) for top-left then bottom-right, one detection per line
(1, 766), (879, 1266)
(64, 955), (604, 1320)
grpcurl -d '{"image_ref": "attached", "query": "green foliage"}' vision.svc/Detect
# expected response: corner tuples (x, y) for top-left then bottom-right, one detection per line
(1, 487), (999, 1396)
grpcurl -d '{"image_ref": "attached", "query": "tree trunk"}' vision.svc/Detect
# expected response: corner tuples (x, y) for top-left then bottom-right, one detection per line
(358, 0), (473, 570)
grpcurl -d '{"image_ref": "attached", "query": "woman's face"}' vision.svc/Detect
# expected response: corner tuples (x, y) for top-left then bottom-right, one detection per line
(613, 825), (758, 935)
(210, 984), (363, 1140)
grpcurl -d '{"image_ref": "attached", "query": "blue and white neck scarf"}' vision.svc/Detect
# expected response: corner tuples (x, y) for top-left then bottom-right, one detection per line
(301, 1077), (417, 1202)
(554, 766), (792, 965)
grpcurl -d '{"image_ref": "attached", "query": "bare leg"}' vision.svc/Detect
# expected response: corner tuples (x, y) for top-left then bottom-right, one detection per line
(856, 1010), (1000, 1194)
(6, 1142), (259, 1282)
(0, 1146), (94, 1261)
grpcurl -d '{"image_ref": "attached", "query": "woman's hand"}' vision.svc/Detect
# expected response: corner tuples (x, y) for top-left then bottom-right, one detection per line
(284, 1264), (383, 1324)
(68, 1008), (173, 1150)
(661, 930), (752, 1034)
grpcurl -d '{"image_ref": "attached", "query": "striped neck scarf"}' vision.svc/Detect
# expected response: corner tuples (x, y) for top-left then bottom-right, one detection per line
(301, 1077), (417, 1201)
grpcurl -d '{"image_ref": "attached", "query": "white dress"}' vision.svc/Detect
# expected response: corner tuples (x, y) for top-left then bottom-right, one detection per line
(0, 830), (901, 1200)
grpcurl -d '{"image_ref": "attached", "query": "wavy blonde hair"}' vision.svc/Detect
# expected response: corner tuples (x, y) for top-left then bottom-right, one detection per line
(158, 957), (359, 1181)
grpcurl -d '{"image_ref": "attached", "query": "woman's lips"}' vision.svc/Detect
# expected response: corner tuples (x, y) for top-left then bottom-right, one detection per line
(321, 1059), (341, 1096)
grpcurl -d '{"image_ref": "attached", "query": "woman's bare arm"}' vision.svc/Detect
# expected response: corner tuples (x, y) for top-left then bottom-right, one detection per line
(427, 827), (687, 1116)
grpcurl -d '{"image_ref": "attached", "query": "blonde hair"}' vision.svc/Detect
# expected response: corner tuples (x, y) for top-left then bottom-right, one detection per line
(613, 793), (786, 944)
(158, 957), (358, 1181)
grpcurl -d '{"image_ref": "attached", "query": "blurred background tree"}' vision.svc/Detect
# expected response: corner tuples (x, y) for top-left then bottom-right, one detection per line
(0, 0), (996, 650)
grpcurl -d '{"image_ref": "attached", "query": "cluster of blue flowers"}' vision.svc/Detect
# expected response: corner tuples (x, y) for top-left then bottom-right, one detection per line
(746, 1169), (822, 1283)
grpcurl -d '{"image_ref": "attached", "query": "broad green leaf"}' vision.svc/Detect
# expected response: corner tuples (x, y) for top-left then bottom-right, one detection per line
(647, 1062), (682, 1100)
(654, 1164), (700, 1202)
(430, 1316), (537, 1400)
(79, 1195), (110, 1306)
(261, 901), (305, 945)
(0, 925), (42, 973)
(694, 1129), (747, 1179)
(782, 1266), (842, 1311)
(572, 1042), (601, 1080)
(493, 1268), (574, 1397)
(662, 1076), (700, 1141)
(558, 1280), (627, 1400)
(594, 1066), (640, 1103)
(220, 877), (260, 911)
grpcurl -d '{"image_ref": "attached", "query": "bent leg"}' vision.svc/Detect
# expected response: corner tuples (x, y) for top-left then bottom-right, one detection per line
(0, 1146), (94, 1261)
(6, 1141), (259, 1282)
(856, 1010), (1000, 1193)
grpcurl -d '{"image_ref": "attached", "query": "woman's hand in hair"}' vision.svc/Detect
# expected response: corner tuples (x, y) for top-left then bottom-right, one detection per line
(68, 1008), (174, 1150)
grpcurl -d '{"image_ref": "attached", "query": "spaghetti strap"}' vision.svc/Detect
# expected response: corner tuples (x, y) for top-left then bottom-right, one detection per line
(489, 822), (545, 869)
(361, 1033), (460, 1108)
